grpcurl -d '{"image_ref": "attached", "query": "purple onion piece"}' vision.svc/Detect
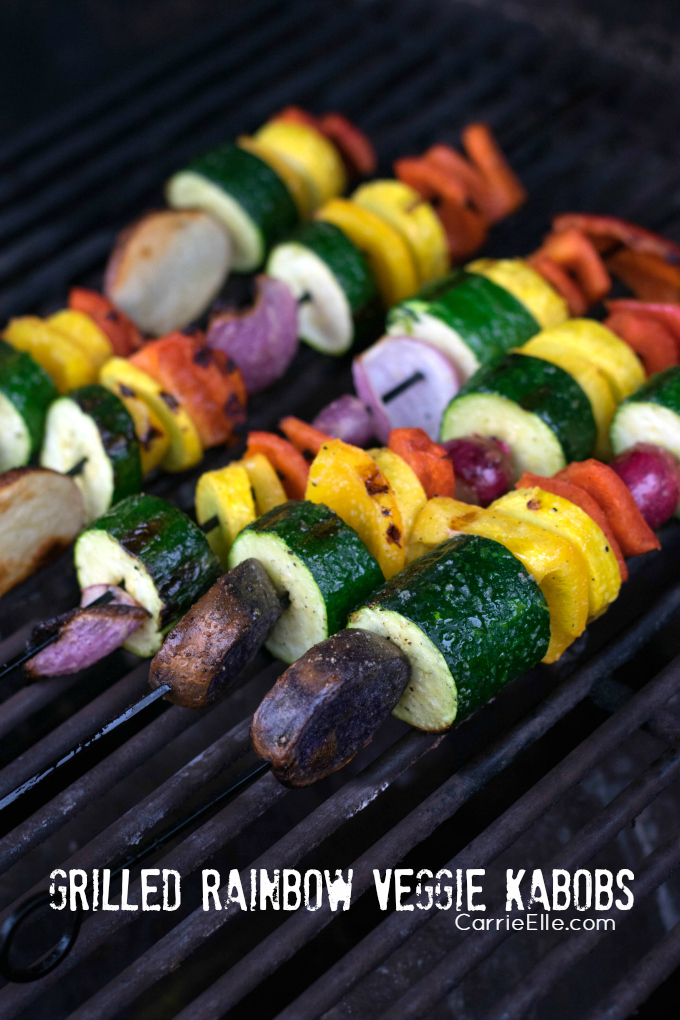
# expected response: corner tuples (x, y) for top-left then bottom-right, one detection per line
(312, 394), (374, 447)
(206, 274), (298, 394)
(609, 442), (680, 529)
(442, 435), (513, 507)
(352, 336), (459, 444)
(24, 603), (150, 677)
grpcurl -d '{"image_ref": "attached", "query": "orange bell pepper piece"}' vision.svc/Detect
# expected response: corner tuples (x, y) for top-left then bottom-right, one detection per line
(246, 431), (309, 500)
(604, 310), (678, 377)
(605, 300), (680, 356)
(394, 157), (488, 261)
(530, 228), (611, 312)
(526, 254), (589, 317)
(460, 123), (527, 220)
(516, 472), (627, 582)
(279, 416), (331, 461)
(388, 428), (455, 500)
(68, 287), (143, 357)
(551, 214), (680, 304)
(130, 333), (246, 449)
(554, 459), (660, 557)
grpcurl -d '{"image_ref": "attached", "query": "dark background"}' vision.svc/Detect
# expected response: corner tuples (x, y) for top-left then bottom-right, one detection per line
(2, 0), (680, 136)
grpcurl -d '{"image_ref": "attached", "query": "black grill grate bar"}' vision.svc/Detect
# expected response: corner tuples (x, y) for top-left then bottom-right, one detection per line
(276, 607), (680, 1020)
(0, 0), (284, 174)
(0, 2), (315, 208)
(377, 743), (680, 1020)
(0, 663), (148, 803)
(0, 728), (440, 1019)
(51, 591), (680, 1020)
(0, 2), (379, 256)
(0, 715), (254, 929)
(480, 831), (680, 1020)
(584, 917), (680, 1020)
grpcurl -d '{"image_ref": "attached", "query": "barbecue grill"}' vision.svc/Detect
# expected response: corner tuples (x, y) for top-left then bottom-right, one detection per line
(2, 1), (680, 1017)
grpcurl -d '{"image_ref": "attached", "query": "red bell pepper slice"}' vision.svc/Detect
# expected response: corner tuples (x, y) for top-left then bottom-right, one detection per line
(388, 427), (456, 499)
(394, 157), (488, 260)
(526, 254), (589, 316)
(531, 228), (611, 306)
(516, 471), (627, 582)
(130, 333), (246, 449)
(460, 123), (526, 221)
(605, 300), (680, 356)
(554, 459), (660, 557)
(246, 431), (309, 500)
(552, 213), (680, 263)
(604, 310), (678, 376)
(279, 416), (330, 461)
(68, 287), (143, 357)
(318, 113), (377, 177)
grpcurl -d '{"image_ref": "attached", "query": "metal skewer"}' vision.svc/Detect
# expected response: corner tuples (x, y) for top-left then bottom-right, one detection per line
(0, 758), (271, 982)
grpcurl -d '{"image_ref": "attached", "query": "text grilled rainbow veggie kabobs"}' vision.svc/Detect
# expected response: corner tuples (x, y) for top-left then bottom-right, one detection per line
(0, 110), (525, 599)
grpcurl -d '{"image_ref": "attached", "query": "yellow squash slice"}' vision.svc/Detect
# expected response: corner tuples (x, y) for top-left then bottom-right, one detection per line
(3, 316), (96, 393)
(238, 135), (316, 220)
(306, 438), (405, 578)
(195, 461), (256, 568)
(255, 120), (346, 206)
(467, 258), (569, 330)
(100, 358), (202, 473)
(316, 198), (418, 306)
(47, 309), (113, 370)
(409, 496), (590, 663)
(534, 319), (645, 403)
(491, 487), (621, 621)
(243, 451), (287, 515)
(368, 447), (427, 545)
(353, 180), (449, 285)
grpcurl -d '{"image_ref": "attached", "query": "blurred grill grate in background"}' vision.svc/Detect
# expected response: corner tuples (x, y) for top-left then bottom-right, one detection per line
(2, 1), (680, 1018)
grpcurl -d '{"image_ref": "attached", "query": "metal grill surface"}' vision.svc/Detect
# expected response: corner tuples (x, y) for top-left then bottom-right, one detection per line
(2, 2), (680, 1017)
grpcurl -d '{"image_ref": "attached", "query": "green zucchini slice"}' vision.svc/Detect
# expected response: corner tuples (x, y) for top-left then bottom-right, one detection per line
(227, 500), (383, 663)
(386, 270), (540, 382)
(40, 384), (143, 524)
(0, 339), (57, 470)
(440, 353), (596, 478)
(349, 534), (550, 731)
(611, 366), (680, 463)
(266, 221), (378, 355)
(166, 144), (298, 272)
(75, 493), (220, 657)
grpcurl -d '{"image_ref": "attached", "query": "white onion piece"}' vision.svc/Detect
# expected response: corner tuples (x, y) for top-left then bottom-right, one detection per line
(352, 336), (459, 443)
(312, 394), (374, 446)
(206, 275), (298, 393)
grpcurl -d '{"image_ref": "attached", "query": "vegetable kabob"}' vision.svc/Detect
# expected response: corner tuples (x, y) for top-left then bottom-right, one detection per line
(0, 114), (523, 596)
(4, 419), (660, 814)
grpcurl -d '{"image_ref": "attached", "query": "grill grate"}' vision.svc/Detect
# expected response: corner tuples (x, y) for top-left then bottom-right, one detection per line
(3, 1), (680, 1017)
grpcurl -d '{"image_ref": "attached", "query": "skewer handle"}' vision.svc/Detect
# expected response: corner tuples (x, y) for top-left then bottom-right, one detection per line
(0, 758), (271, 981)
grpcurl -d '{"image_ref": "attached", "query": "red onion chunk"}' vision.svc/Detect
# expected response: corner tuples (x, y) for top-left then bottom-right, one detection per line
(206, 274), (298, 393)
(443, 435), (513, 507)
(312, 394), (374, 447)
(609, 442), (680, 529)
(352, 336), (459, 444)
(24, 603), (150, 677)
